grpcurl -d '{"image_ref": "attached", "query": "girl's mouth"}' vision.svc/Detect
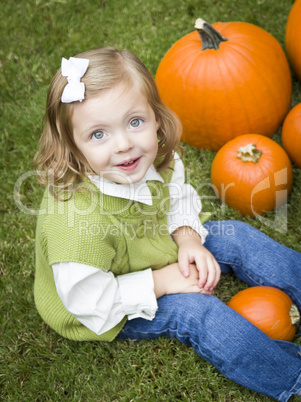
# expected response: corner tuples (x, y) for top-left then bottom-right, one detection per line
(117, 157), (141, 171)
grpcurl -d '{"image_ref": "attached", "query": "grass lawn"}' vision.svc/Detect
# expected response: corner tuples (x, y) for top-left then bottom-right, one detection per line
(1, 0), (300, 400)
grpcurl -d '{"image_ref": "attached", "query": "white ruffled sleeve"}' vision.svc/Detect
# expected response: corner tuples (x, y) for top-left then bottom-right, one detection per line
(167, 153), (208, 244)
(52, 262), (158, 336)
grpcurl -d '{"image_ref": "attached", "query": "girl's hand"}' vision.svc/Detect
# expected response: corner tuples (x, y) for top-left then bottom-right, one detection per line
(172, 226), (221, 291)
(152, 263), (213, 299)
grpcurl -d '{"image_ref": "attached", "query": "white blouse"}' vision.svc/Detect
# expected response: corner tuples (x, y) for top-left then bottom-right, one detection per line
(52, 154), (208, 336)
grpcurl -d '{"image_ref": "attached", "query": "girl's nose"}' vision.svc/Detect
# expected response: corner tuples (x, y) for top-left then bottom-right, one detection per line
(114, 131), (134, 153)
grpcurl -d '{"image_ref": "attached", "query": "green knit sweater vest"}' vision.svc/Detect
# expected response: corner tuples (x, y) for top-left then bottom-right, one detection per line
(34, 167), (179, 341)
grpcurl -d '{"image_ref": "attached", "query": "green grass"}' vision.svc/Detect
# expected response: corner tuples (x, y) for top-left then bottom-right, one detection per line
(1, 0), (300, 400)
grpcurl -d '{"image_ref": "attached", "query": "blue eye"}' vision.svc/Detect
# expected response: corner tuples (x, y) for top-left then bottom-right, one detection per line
(130, 118), (142, 128)
(92, 130), (106, 140)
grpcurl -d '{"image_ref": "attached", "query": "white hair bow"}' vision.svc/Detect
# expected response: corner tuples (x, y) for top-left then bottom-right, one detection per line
(61, 57), (89, 103)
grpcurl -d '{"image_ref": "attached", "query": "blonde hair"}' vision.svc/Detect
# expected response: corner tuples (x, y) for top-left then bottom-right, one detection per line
(35, 47), (182, 190)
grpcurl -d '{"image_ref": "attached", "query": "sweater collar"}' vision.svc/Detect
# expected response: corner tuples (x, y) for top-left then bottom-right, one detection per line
(88, 164), (164, 206)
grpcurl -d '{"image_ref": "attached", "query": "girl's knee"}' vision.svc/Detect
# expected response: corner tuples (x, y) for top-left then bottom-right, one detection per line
(174, 293), (225, 321)
(171, 294), (231, 339)
(160, 293), (220, 313)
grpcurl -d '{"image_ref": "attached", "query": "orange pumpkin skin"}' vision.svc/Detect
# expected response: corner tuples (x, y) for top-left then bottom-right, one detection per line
(155, 21), (292, 151)
(228, 286), (298, 341)
(286, 0), (301, 82)
(211, 134), (293, 217)
(281, 104), (301, 169)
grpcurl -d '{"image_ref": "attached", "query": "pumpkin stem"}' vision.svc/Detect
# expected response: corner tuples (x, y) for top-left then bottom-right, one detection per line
(290, 304), (300, 326)
(195, 18), (228, 50)
(237, 143), (262, 163)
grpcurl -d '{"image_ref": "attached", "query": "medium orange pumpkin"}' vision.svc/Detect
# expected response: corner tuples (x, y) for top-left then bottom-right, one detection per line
(281, 103), (301, 169)
(286, 0), (301, 81)
(228, 286), (300, 341)
(211, 134), (293, 217)
(155, 19), (292, 151)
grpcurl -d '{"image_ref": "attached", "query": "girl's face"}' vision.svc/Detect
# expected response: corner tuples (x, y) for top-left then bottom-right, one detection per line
(72, 82), (160, 184)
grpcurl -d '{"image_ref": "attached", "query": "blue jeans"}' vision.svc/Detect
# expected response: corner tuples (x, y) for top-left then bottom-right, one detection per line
(118, 221), (301, 401)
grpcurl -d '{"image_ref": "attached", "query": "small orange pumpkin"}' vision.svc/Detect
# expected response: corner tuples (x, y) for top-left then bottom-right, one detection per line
(228, 286), (300, 341)
(211, 134), (293, 217)
(156, 19), (292, 151)
(281, 103), (301, 169)
(286, 0), (301, 81)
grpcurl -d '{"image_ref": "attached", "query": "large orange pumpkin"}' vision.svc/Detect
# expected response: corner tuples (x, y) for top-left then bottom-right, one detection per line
(281, 103), (301, 169)
(228, 286), (300, 341)
(211, 134), (293, 217)
(155, 19), (292, 151)
(286, 0), (301, 81)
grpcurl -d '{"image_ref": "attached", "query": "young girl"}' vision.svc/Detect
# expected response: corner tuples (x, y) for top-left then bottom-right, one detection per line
(35, 47), (301, 401)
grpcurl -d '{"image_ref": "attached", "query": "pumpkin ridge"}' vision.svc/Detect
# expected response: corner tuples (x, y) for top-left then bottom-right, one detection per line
(229, 38), (292, 121)
(214, 53), (246, 146)
(222, 47), (260, 132)
(212, 52), (242, 148)
(223, 47), (266, 134)
(200, 55), (213, 149)
(226, 45), (288, 132)
(231, 32), (280, 54)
